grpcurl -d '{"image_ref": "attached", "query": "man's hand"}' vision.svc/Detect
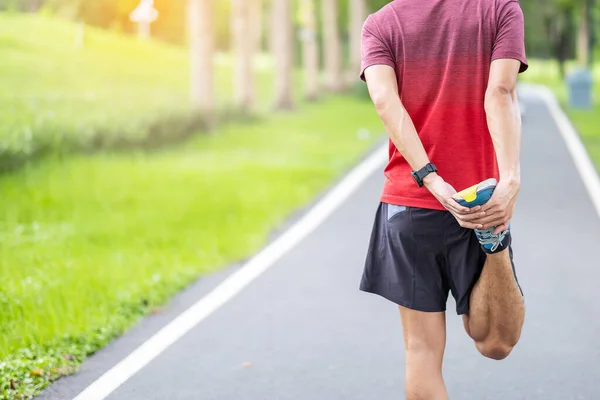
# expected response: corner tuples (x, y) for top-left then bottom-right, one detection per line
(424, 174), (485, 229)
(473, 179), (520, 233)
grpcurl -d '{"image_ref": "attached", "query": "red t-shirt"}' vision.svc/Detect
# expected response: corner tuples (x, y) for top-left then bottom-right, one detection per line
(360, 0), (528, 210)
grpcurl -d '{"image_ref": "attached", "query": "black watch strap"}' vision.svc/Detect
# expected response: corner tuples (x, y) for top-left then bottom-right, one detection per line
(411, 163), (437, 187)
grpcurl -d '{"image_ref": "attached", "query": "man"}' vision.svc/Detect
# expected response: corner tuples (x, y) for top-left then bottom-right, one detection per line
(359, 0), (527, 398)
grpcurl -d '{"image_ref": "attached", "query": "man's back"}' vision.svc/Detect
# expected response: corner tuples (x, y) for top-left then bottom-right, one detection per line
(359, 2), (527, 397)
(361, 0), (527, 209)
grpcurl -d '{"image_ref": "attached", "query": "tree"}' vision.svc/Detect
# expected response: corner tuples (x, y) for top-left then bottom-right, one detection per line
(25, 0), (43, 11)
(272, 0), (294, 109)
(250, 0), (263, 54)
(591, 0), (598, 64)
(349, 0), (367, 78)
(299, 0), (319, 101)
(231, 0), (256, 111)
(321, 0), (343, 92)
(188, 0), (214, 114)
(577, 0), (592, 66)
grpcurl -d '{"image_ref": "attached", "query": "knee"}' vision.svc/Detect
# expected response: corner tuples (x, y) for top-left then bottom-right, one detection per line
(405, 337), (444, 362)
(476, 340), (514, 360)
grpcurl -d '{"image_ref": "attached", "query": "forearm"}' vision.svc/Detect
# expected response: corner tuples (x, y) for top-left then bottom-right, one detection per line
(372, 91), (429, 171)
(485, 87), (521, 183)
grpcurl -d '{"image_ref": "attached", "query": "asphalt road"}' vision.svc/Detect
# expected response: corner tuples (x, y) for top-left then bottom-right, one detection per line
(39, 88), (600, 400)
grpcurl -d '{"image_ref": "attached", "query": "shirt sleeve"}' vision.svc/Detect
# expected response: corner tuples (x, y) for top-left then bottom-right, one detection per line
(360, 16), (396, 81)
(491, 1), (528, 73)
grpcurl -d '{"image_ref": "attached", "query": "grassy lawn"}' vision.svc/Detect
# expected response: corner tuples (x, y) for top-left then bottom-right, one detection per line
(521, 60), (600, 164)
(0, 12), (382, 400)
(0, 12), (302, 171)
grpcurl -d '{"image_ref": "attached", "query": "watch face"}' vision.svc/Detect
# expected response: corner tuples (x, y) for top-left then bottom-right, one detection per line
(411, 171), (423, 187)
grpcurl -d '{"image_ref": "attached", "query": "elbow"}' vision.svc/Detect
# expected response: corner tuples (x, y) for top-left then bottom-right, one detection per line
(486, 83), (515, 98)
(485, 84), (516, 113)
(370, 89), (393, 114)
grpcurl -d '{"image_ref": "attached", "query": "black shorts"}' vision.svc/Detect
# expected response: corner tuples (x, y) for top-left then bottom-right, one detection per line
(360, 203), (519, 315)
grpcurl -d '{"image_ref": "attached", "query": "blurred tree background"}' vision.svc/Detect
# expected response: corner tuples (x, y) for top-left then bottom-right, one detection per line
(1, 0), (597, 60)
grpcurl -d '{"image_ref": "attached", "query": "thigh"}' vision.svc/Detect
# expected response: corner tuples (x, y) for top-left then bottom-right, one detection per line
(399, 306), (446, 361)
(444, 219), (487, 315)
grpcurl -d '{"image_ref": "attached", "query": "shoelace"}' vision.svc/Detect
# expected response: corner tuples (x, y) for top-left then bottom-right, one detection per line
(475, 228), (508, 252)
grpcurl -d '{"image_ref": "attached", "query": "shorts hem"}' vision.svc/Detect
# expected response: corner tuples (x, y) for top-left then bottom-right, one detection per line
(457, 306), (470, 316)
(359, 284), (446, 313)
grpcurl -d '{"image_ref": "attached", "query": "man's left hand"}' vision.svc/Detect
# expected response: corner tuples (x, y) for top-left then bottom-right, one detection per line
(473, 179), (520, 233)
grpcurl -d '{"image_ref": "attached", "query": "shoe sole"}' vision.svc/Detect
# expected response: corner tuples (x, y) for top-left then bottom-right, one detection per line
(452, 178), (497, 208)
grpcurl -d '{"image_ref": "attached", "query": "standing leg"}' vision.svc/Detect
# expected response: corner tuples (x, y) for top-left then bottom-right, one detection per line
(361, 204), (451, 397)
(400, 307), (448, 400)
(463, 248), (525, 360)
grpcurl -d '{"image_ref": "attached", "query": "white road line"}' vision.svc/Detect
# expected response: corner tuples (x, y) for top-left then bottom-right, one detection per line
(72, 144), (388, 400)
(531, 85), (600, 220)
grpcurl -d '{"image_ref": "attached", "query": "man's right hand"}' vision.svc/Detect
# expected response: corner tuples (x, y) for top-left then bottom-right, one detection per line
(424, 174), (485, 229)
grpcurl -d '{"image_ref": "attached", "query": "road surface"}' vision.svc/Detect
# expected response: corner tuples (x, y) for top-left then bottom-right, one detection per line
(39, 87), (600, 400)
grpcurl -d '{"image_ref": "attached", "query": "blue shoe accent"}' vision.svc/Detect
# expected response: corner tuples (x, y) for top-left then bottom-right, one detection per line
(452, 178), (497, 208)
(452, 178), (510, 253)
(474, 226), (510, 253)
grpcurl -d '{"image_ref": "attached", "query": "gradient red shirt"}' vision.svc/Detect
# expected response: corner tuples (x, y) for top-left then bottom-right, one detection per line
(361, 0), (528, 210)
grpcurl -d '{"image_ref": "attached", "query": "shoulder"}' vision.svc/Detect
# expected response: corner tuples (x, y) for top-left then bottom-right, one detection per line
(495, 0), (523, 15)
(369, 2), (396, 23)
(363, 3), (395, 36)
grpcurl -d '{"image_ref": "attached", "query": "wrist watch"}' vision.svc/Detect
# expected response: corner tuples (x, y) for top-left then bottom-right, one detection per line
(411, 162), (437, 188)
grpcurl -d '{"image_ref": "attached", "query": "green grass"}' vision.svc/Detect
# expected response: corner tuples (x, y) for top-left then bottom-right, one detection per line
(521, 60), (600, 164)
(0, 96), (382, 398)
(0, 12), (302, 172)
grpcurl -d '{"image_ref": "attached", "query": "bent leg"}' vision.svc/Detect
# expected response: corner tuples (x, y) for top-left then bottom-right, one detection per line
(463, 248), (525, 360)
(399, 306), (448, 400)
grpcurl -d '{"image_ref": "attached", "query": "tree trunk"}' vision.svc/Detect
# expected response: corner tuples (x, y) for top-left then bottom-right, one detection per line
(25, 0), (42, 12)
(250, 0), (263, 54)
(557, 20), (569, 79)
(267, 1), (275, 55)
(137, 22), (151, 40)
(188, 0), (214, 114)
(321, 0), (343, 92)
(349, 0), (367, 76)
(232, 0), (256, 111)
(75, 21), (85, 49)
(272, 0), (295, 110)
(300, 0), (319, 101)
(577, 0), (590, 66)
(591, 0), (597, 65)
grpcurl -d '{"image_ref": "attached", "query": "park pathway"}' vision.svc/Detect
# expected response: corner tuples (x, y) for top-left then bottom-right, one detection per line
(39, 87), (600, 400)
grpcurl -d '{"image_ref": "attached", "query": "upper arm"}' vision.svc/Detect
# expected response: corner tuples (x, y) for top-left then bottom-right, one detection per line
(364, 65), (399, 109)
(487, 59), (521, 94)
(360, 16), (396, 82)
(491, 1), (528, 74)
